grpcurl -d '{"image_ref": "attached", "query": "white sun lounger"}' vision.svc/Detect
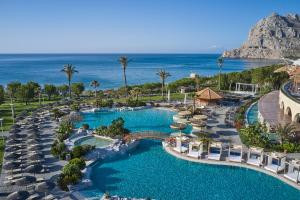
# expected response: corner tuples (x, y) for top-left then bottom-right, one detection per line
(208, 153), (221, 160)
(228, 154), (242, 162)
(247, 158), (261, 167)
(284, 172), (300, 183)
(187, 151), (199, 158)
(264, 164), (285, 173)
(173, 146), (188, 153)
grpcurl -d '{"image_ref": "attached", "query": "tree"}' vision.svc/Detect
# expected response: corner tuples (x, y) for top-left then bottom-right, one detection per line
(71, 82), (85, 97)
(239, 123), (269, 147)
(130, 87), (142, 101)
(90, 80), (100, 97)
(61, 64), (78, 98)
(69, 158), (86, 170)
(119, 56), (130, 97)
(276, 123), (296, 143)
(6, 81), (21, 103)
(156, 69), (171, 98)
(44, 84), (57, 100)
(57, 85), (69, 98)
(0, 85), (4, 105)
(16, 82), (40, 105)
(217, 56), (224, 91)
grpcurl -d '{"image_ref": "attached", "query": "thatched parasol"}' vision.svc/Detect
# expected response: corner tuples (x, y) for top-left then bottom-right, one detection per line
(15, 176), (36, 186)
(192, 115), (208, 121)
(35, 181), (56, 197)
(24, 164), (43, 173)
(3, 162), (20, 170)
(28, 153), (44, 160)
(170, 123), (187, 130)
(7, 191), (30, 200)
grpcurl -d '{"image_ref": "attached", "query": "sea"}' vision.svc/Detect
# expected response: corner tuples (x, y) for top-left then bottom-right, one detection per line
(0, 54), (279, 89)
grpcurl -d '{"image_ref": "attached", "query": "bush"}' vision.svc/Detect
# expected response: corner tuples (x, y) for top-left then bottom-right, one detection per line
(69, 158), (86, 170)
(95, 117), (130, 138)
(126, 98), (146, 107)
(239, 123), (269, 148)
(58, 162), (83, 191)
(71, 145), (95, 159)
(51, 140), (68, 159)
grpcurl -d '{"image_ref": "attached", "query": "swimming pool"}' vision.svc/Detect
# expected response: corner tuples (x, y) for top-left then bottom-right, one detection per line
(74, 136), (113, 148)
(78, 108), (300, 200)
(247, 102), (258, 124)
(77, 108), (192, 134)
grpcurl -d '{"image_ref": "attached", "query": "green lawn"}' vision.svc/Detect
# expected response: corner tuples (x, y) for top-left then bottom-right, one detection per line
(0, 100), (57, 131)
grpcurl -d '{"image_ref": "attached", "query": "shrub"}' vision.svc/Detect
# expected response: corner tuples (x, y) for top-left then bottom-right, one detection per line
(51, 140), (68, 159)
(95, 117), (130, 138)
(71, 145), (95, 159)
(69, 158), (86, 170)
(58, 163), (83, 191)
(126, 98), (146, 107)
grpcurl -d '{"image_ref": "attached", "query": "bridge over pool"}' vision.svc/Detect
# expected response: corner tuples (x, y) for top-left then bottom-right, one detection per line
(128, 131), (170, 140)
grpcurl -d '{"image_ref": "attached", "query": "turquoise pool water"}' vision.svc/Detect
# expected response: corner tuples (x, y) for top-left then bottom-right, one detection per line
(247, 103), (258, 124)
(74, 136), (113, 148)
(77, 108), (191, 134)
(78, 108), (300, 200)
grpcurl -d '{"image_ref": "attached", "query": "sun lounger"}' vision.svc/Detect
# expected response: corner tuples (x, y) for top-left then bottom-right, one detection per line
(45, 194), (56, 200)
(284, 171), (300, 183)
(27, 193), (41, 200)
(187, 151), (199, 158)
(207, 153), (221, 160)
(173, 146), (188, 153)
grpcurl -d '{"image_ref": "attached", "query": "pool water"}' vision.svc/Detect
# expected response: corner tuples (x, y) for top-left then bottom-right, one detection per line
(78, 108), (300, 200)
(75, 136), (113, 148)
(247, 103), (258, 124)
(77, 108), (192, 134)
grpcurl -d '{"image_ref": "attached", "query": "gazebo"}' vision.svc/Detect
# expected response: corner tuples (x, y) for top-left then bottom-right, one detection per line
(195, 87), (223, 106)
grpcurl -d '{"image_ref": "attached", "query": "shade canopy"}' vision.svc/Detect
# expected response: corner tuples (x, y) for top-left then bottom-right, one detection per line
(178, 111), (192, 116)
(195, 87), (222, 100)
(7, 191), (30, 200)
(3, 162), (20, 170)
(35, 181), (55, 192)
(16, 176), (36, 186)
(170, 123), (187, 130)
(24, 164), (43, 173)
(192, 115), (208, 121)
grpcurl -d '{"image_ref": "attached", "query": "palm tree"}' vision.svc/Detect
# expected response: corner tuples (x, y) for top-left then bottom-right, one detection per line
(130, 87), (142, 101)
(61, 64), (78, 98)
(276, 123), (296, 143)
(90, 80), (100, 97)
(217, 56), (224, 90)
(119, 56), (131, 97)
(156, 69), (171, 99)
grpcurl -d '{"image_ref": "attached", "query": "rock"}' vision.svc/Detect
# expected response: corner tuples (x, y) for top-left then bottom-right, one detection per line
(223, 13), (300, 59)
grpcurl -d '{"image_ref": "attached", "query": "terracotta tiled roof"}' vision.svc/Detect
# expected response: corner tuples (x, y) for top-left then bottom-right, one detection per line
(195, 87), (222, 100)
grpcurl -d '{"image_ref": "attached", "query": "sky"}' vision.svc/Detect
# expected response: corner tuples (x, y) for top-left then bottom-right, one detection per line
(0, 0), (299, 53)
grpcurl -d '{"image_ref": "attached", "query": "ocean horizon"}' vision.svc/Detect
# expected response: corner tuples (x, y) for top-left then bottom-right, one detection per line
(0, 53), (279, 89)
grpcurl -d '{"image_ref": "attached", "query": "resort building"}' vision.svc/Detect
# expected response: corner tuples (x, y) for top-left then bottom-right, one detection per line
(258, 65), (300, 132)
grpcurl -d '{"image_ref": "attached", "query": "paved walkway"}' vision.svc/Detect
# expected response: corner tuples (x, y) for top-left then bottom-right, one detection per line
(258, 91), (292, 127)
(206, 106), (242, 145)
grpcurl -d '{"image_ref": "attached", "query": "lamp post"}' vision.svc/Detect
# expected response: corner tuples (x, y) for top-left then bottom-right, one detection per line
(0, 118), (3, 133)
(10, 103), (15, 124)
(217, 56), (224, 91)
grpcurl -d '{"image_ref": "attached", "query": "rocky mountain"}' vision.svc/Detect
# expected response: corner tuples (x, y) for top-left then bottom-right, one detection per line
(223, 13), (300, 59)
